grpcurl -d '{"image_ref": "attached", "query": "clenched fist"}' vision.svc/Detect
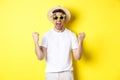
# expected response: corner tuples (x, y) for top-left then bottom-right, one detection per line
(32, 32), (39, 43)
(78, 32), (85, 42)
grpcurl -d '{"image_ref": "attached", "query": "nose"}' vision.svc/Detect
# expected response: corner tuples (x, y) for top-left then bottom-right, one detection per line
(57, 19), (60, 22)
(57, 18), (61, 21)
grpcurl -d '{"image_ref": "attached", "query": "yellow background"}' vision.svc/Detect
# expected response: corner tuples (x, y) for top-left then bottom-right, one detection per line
(0, 0), (120, 80)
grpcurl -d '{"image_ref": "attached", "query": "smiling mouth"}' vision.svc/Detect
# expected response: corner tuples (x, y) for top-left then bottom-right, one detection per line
(56, 22), (61, 25)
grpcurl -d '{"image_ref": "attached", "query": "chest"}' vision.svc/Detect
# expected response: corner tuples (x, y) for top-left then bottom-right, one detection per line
(47, 33), (71, 49)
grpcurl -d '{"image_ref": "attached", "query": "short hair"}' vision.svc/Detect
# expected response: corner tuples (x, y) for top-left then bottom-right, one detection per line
(52, 9), (66, 15)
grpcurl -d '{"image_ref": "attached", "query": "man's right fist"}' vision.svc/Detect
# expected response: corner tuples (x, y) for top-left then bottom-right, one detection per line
(32, 32), (39, 43)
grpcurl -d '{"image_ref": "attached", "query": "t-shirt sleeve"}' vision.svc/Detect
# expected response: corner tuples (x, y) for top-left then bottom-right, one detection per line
(40, 34), (48, 48)
(71, 33), (78, 49)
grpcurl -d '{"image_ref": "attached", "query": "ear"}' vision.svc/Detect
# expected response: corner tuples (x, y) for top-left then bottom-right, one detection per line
(51, 19), (54, 23)
(64, 19), (67, 23)
(49, 16), (54, 23)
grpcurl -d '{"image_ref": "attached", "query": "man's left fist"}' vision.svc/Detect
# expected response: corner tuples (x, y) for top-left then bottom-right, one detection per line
(78, 32), (85, 41)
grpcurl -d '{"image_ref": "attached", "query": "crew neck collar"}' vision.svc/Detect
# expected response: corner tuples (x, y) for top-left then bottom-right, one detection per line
(52, 27), (66, 33)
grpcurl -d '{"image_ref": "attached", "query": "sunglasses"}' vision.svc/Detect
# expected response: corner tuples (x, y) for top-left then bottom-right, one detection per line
(52, 15), (66, 20)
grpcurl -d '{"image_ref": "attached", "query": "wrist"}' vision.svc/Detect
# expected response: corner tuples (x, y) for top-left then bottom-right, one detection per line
(78, 40), (83, 45)
(78, 39), (83, 42)
(34, 41), (38, 45)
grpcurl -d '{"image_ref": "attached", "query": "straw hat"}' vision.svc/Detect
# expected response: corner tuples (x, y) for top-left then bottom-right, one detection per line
(47, 6), (71, 23)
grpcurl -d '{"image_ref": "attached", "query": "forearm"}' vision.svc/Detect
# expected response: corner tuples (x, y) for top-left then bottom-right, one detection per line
(76, 40), (83, 60)
(34, 42), (44, 60)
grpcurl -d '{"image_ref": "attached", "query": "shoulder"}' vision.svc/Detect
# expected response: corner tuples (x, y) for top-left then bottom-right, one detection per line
(42, 29), (53, 37)
(65, 28), (77, 37)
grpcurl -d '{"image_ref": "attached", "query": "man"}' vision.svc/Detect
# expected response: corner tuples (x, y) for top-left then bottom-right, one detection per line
(32, 6), (85, 80)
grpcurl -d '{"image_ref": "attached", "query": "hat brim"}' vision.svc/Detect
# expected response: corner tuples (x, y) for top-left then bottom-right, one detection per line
(47, 6), (71, 23)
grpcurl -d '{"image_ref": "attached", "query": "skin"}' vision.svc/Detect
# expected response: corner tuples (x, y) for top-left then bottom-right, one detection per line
(32, 12), (85, 60)
(51, 12), (66, 32)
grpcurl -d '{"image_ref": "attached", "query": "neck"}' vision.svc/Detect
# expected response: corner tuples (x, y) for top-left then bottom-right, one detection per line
(54, 27), (65, 32)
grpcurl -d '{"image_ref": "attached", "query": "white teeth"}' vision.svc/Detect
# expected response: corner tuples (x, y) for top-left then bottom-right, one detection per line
(57, 22), (61, 23)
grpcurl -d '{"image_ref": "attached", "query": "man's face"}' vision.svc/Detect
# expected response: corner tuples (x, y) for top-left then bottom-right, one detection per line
(51, 12), (66, 30)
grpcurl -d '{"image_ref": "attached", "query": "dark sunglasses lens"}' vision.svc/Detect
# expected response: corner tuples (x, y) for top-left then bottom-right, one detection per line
(53, 16), (58, 20)
(60, 16), (64, 19)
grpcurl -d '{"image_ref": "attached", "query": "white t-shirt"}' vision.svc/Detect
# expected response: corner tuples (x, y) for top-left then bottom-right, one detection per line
(40, 28), (78, 72)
